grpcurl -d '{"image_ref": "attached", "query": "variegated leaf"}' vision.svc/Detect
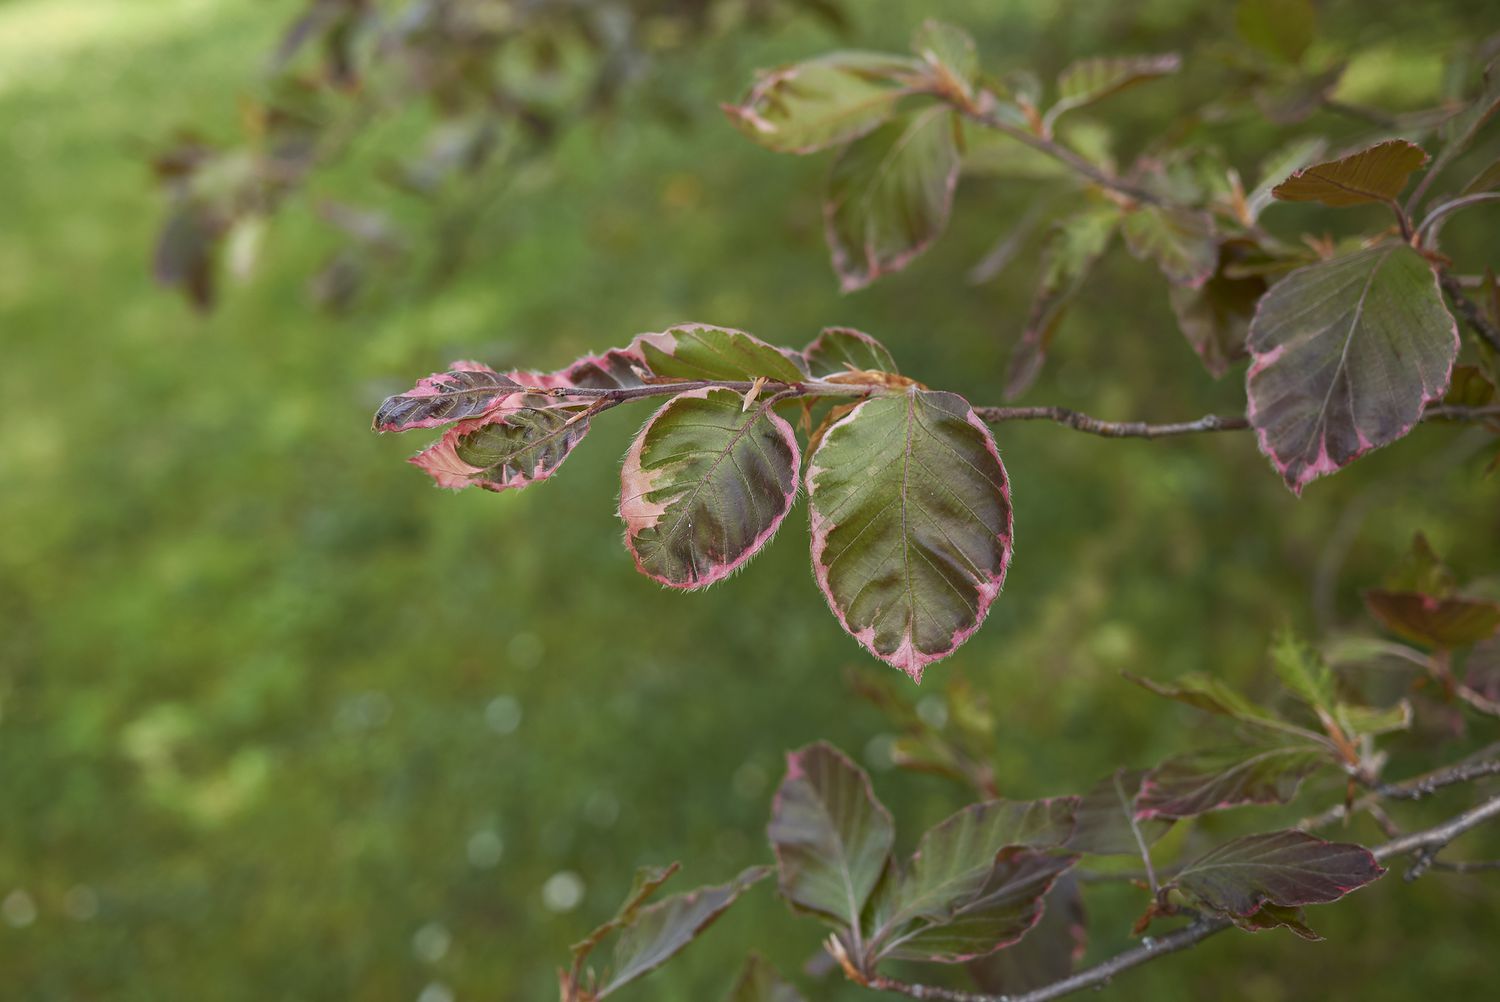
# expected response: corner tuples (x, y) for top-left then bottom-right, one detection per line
(374, 363), (522, 431)
(620, 388), (800, 589)
(807, 388), (1013, 680)
(410, 395), (591, 492)
(803, 327), (900, 377)
(635, 325), (806, 383)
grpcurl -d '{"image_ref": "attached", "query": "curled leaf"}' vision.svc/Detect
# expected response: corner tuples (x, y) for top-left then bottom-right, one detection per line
(410, 396), (592, 492)
(1044, 54), (1181, 132)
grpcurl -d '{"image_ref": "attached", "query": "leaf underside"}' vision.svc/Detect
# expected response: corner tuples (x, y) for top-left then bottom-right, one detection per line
(620, 388), (801, 590)
(807, 389), (1013, 680)
(1245, 244), (1458, 493)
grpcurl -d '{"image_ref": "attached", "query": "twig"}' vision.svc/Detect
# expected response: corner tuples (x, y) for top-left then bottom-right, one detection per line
(1117, 771), (1160, 896)
(1431, 859), (1500, 873)
(866, 794), (1500, 1002)
(1375, 760), (1500, 801)
(1438, 272), (1500, 353)
(1417, 192), (1500, 245)
(961, 105), (1164, 206)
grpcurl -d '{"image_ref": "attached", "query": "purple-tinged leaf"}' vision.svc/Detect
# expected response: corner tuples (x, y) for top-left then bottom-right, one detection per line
(871, 798), (1077, 951)
(807, 389), (1013, 681)
(571, 863), (682, 965)
(560, 348), (650, 390)
(724, 52), (930, 155)
(154, 206), (222, 312)
(1364, 591), (1500, 649)
(1236, 0), (1317, 65)
(874, 847), (1079, 963)
(1167, 242), (1263, 377)
(409, 396), (591, 493)
(1168, 830), (1384, 919)
(966, 875), (1087, 994)
(1043, 53), (1181, 133)
(1135, 742), (1328, 820)
(824, 106), (961, 292)
(803, 327), (899, 377)
(1065, 769), (1172, 857)
(1245, 244), (1459, 494)
(597, 866), (770, 996)
(911, 21), (979, 101)
(374, 363), (522, 431)
(1006, 205), (1118, 399)
(635, 325), (806, 383)
(768, 743), (894, 929)
(1231, 902), (1323, 940)
(1271, 139), (1429, 207)
(725, 954), (805, 1002)
(1121, 204), (1216, 287)
(620, 388), (800, 590)
(1247, 137), (1329, 221)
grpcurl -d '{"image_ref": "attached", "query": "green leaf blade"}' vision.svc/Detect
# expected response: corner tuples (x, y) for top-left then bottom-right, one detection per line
(636, 325), (806, 383)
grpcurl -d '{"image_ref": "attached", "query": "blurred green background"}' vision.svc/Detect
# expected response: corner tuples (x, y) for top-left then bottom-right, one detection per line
(3, 0), (1499, 999)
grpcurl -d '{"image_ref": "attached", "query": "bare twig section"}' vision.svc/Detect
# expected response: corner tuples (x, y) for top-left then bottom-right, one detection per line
(866, 794), (1500, 1002)
(1374, 759), (1500, 800)
(1432, 859), (1500, 874)
(1438, 271), (1500, 353)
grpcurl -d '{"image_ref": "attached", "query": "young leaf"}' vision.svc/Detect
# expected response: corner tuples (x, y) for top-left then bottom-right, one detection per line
(1270, 630), (1338, 712)
(1363, 591), (1500, 649)
(768, 742), (895, 929)
(409, 397), (591, 492)
(1065, 769), (1171, 856)
(1120, 204), (1216, 287)
(1006, 205), (1118, 398)
(597, 866), (770, 997)
(1382, 532), (1456, 596)
(1135, 742), (1328, 820)
(803, 327), (899, 377)
(636, 325), (806, 383)
(911, 20), (979, 101)
(1247, 137), (1329, 221)
(724, 954), (805, 1002)
(806, 388), (1013, 680)
(875, 847), (1079, 963)
(1231, 901), (1323, 940)
(1245, 245), (1459, 494)
(571, 863), (682, 965)
(620, 388), (800, 590)
(1124, 671), (1285, 729)
(724, 52), (929, 155)
(1043, 54), (1182, 133)
(1167, 243), (1263, 377)
(965, 875), (1087, 995)
(1270, 139), (1429, 207)
(1334, 700), (1412, 738)
(1235, 0), (1317, 65)
(824, 106), (960, 292)
(1168, 830), (1384, 918)
(374, 364), (522, 431)
(874, 798), (1077, 946)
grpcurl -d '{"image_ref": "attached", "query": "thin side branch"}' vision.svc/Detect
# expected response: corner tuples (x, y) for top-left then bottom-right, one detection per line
(1439, 271), (1500, 353)
(962, 104), (1164, 206)
(867, 793), (1500, 1002)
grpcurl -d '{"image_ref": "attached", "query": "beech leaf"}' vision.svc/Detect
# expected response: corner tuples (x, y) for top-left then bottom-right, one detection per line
(620, 388), (800, 590)
(1245, 245), (1459, 494)
(374, 364), (522, 431)
(1044, 54), (1182, 132)
(768, 742), (895, 929)
(965, 875), (1087, 995)
(1120, 204), (1217, 287)
(1135, 742), (1328, 820)
(1065, 769), (1172, 856)
(724, 52), (929, 155)
(1270, 139), (1429, 207)
(409, 396), (591, 492)
(1363, 591), (1500, 649)
(1232, 902), (1323, 940)
(807, 388), (1013, 680)
(911, 21), (979, 100)
(803, 327), (899, 377)
(724, 955), (805, 1002)
(824, 106), (961, 292)
(1167, 243), (1263, 377)
(873, 798), (1077, 949)
(1247, 137), (1328, 221)
(571, 863), (681, 964)
(1168, 830), (1384, 918)
(1006, 205), (1118, 399)
(636, 325), (806, 383)
(874, 847), (1079, 964)
(598, 865), (770, 996)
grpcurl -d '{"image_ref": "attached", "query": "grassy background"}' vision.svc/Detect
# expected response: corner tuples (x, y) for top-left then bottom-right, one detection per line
(2, 0), (1499, 999)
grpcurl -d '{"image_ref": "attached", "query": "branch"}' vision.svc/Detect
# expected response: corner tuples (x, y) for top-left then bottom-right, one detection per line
(865, 793), (1500, 1002)
(1438, 271), (1500, 353)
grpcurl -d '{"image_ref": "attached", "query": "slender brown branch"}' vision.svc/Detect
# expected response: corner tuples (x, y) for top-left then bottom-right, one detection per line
(1439, 271), (1500, 353)
(961, 104), (1164, 205)
(866, 793), (1500, 1002)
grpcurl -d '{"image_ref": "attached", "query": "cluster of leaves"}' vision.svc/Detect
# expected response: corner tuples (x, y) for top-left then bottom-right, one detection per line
(726, 11), (1500, 492)
(374, 324), (1011, 678)
(150, 0), (846, 311)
